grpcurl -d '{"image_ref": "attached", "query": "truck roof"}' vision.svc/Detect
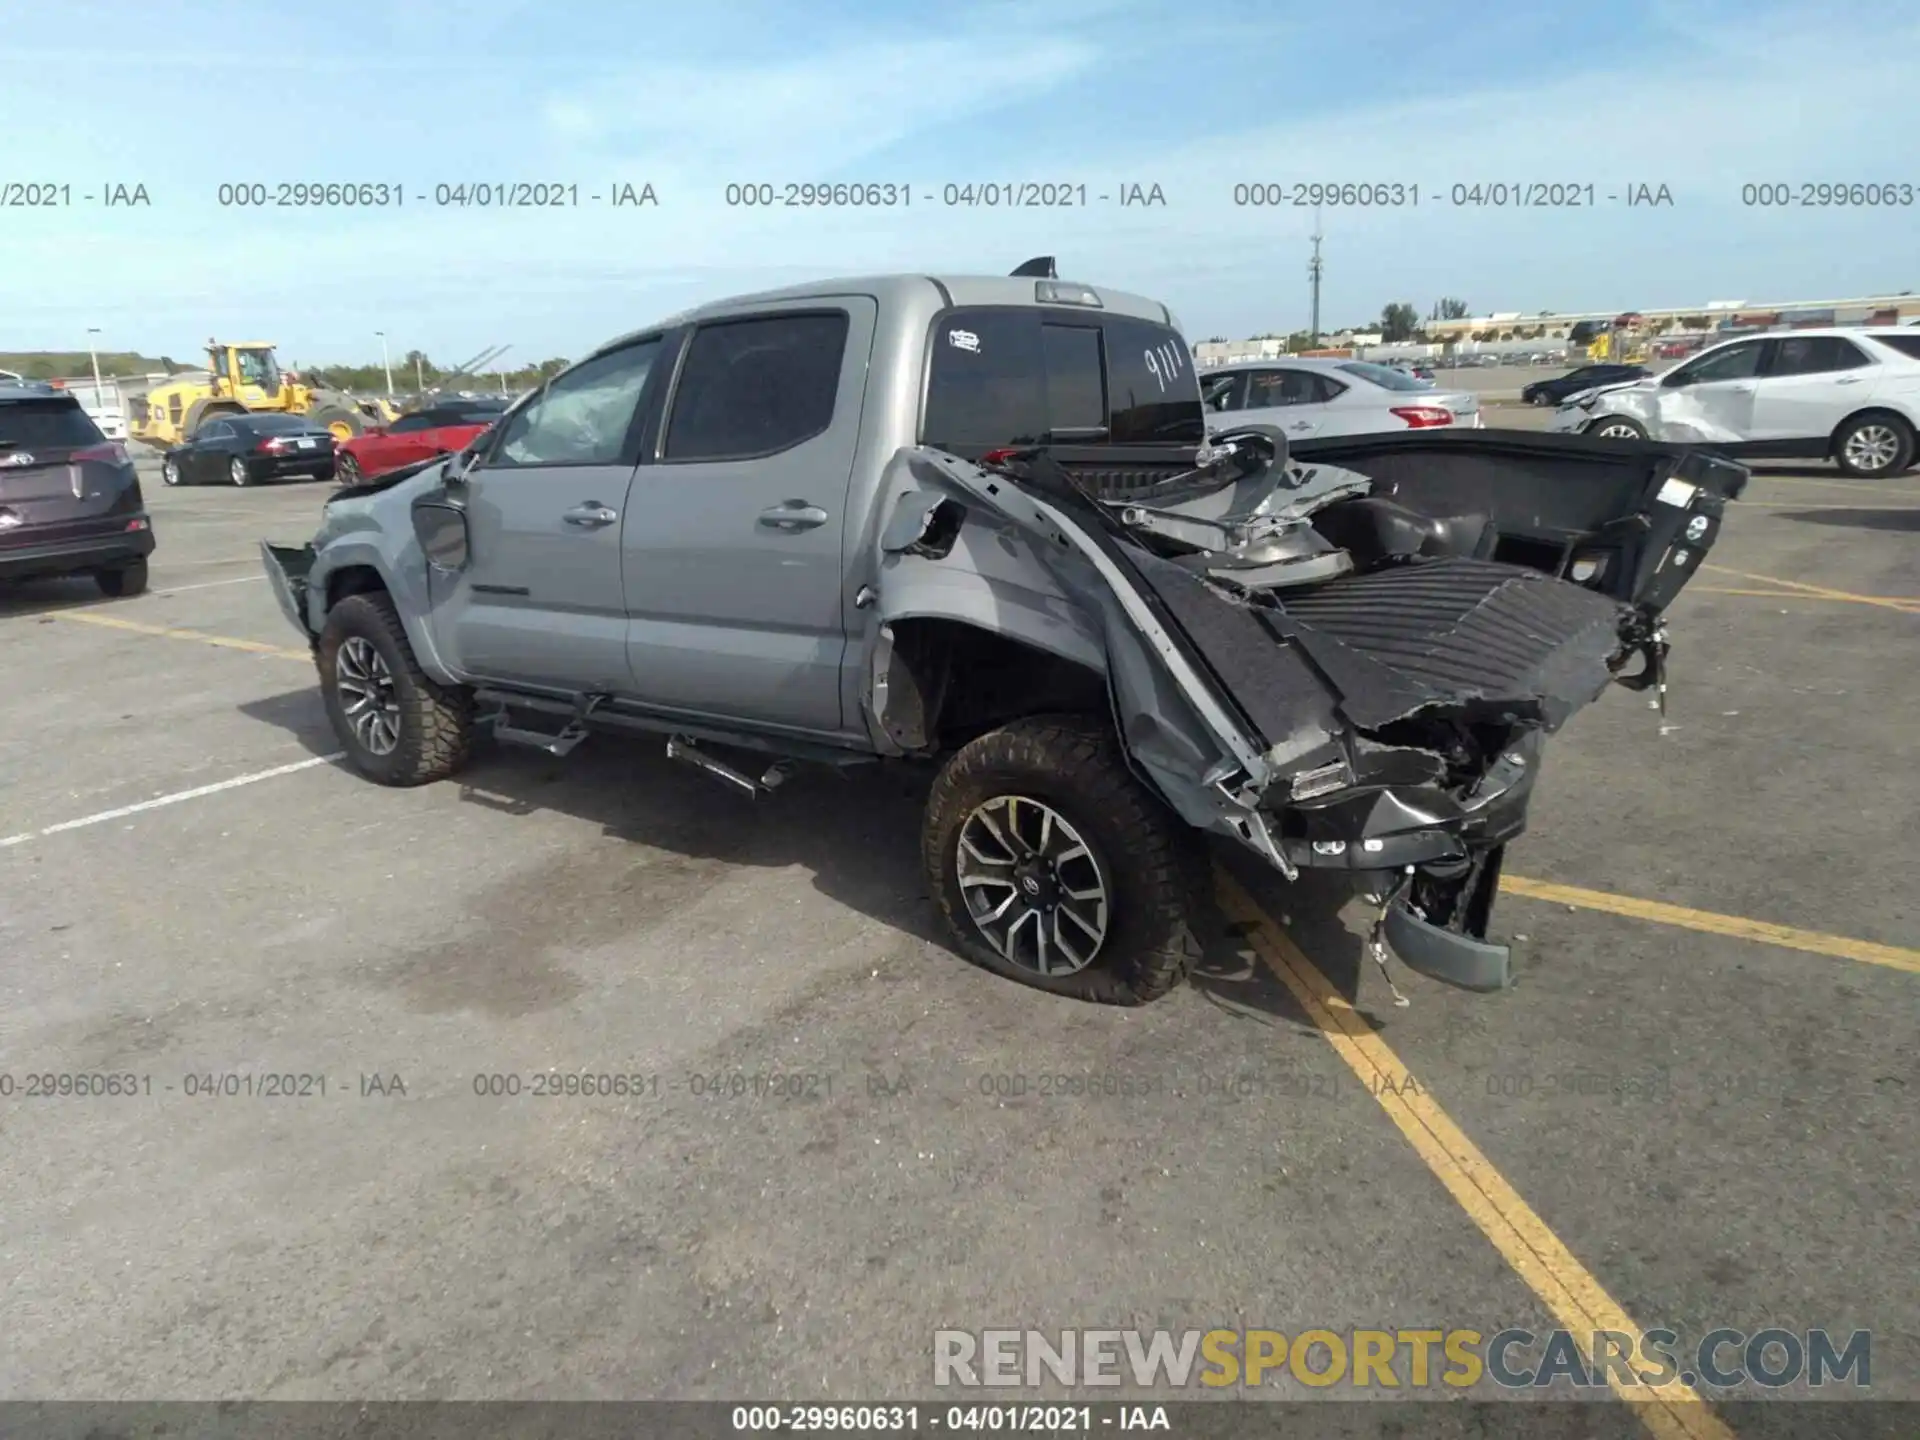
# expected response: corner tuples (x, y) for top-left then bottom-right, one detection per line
(590, 273), (1180, 358)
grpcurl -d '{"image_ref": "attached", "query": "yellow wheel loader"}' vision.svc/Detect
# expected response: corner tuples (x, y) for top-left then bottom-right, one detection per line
(128, 341), (398, 449)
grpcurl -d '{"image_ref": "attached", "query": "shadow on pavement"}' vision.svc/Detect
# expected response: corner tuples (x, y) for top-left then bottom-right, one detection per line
(0, 575), (123, 618)
(1773, 506), (1920, 533)
(235, 688), (1374, 1027)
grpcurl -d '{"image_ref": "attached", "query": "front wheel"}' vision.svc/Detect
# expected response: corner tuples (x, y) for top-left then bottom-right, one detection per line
(923, 715), (1203, 1006)
(1832, 413), (1915, 478)
(335, 453), (363, 486)
(1585, 415), (1647, 441)
(317, 593), (473, 786)
(161, 457), (182, 486)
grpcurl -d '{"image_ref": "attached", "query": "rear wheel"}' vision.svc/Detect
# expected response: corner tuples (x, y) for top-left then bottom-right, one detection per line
(1586, 415), (1647, 441)
(95, 559), (148, 598)
(317, 593), (473, 786)
(1832, 413), (1915, 478)
(923, 715), (1203, 1006)
(229, 456), (252, 486)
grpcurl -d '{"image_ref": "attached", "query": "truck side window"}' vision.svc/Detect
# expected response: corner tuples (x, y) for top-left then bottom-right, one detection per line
(492, 339), (660, 468)
(663, 312), (850, 462)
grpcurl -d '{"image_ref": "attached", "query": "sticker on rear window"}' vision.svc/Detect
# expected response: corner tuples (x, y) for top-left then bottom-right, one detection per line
(948, 328), (980, 354)
(1655, 478), (1698, 508)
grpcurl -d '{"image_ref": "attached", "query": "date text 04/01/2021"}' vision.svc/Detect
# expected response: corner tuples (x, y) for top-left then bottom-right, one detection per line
(729, 1405), (1172, 1432)
(721, 183), (1167, 208)
(210, 181), (659, 208)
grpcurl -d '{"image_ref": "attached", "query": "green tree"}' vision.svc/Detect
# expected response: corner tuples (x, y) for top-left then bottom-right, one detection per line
(1433, 297), (1470, 321)
(1380, 303), (1420, 343)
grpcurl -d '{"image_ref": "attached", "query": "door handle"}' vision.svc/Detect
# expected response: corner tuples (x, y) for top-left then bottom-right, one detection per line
(1835, 375), (1864, 384)
(758, 500), (829, 531)
(1287, 421), (1314, 432)
(563, 503), (618, 528)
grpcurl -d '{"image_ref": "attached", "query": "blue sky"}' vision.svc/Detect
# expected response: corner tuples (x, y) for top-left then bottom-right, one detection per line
(3, 0), (1918, 365)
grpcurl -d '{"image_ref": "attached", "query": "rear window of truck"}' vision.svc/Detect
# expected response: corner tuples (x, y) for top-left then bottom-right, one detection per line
(922, 307), (1203, 457)
(0, 397), (105, 451)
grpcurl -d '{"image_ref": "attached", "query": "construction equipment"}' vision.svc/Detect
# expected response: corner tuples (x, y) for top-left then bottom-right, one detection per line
(128, 341), (400, 450)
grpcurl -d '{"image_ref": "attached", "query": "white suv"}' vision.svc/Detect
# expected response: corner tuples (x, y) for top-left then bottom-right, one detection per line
(1548, 328), (1920, 477)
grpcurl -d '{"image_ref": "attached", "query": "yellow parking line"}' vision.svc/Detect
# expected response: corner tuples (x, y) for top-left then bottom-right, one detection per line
(51, 609), (311, 661)
(1701, 565), (1920, 613)
(1214, 868), (1736, 1440)
(1501, 875), (1919, 975)
(1691, 585), (1920, 609)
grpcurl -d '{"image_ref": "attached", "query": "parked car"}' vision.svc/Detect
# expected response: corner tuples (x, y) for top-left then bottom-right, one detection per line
(1521, 364), (1650, 407)
(160, 413), (339, 487)
(1549, 328), (1920, 476)
(0, 381), (154, 596)
(1203, 357), (1482, 439)
(263, 266), (1742, 1003)
(334, 398), (509, 484)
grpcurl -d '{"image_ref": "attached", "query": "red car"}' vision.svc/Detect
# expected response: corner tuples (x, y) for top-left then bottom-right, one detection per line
(334, 397), (508, 484)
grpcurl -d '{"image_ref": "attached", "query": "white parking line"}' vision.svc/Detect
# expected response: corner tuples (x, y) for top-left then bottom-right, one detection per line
(0, 753), (345, 849)
(154, 575), (266, 594)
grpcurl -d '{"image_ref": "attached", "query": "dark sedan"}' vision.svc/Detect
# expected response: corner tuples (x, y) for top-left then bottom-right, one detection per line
(1520, 364), (1650, 406)
(161, 413), (338, 487)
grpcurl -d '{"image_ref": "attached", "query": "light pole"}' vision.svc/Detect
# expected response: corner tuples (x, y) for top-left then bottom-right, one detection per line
(86, 327), (105, 406)
(376, 331), (393, 397)
(414, 354), (424, 395)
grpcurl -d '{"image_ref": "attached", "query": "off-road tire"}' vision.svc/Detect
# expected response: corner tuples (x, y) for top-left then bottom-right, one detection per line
(1585, 415), (1648, 441)
(95, 559), (148, 598)
(308, 405), (365, 442)
(317, 593), (473, 786)
(1831, 412), (1916, 478)
(923, 714), (1204, 1006)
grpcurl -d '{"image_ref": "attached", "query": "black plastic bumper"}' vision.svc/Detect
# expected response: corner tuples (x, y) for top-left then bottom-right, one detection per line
(0, 524), (155, 582)
(1384, 900), (1513, 992)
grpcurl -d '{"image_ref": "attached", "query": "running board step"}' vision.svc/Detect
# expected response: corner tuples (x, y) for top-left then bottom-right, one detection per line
(666, 736), (791, 798)
(480, 694), (607, 757)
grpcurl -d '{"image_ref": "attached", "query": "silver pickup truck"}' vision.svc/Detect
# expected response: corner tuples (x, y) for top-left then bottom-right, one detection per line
(263, 262), (1746, 1006)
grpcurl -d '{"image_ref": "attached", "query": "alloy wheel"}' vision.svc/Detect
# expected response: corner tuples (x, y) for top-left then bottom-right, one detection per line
(955, 795), (1110, 976)
(230, 457), (250, 486)
(1842, 424), (1900, 474)
(162, 458), (180, 485)
(335, 636), (403, 756)
(1592, 421), (1642, 440)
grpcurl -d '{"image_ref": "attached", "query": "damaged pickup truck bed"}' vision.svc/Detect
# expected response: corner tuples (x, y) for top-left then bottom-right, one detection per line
(262, 266), (1746, 1005)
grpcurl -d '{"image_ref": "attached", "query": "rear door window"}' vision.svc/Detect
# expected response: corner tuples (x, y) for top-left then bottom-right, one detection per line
(1767, 336), (1871, 375)
(1872, 333), (1920, 361)
(663, 312), (850, 462)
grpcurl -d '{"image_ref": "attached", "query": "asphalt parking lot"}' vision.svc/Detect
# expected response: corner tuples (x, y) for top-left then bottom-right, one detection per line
(2, 428), (1916, 1434)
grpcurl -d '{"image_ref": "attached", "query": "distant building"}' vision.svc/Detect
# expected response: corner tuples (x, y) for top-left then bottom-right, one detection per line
(1425, 292), (1920, 344)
